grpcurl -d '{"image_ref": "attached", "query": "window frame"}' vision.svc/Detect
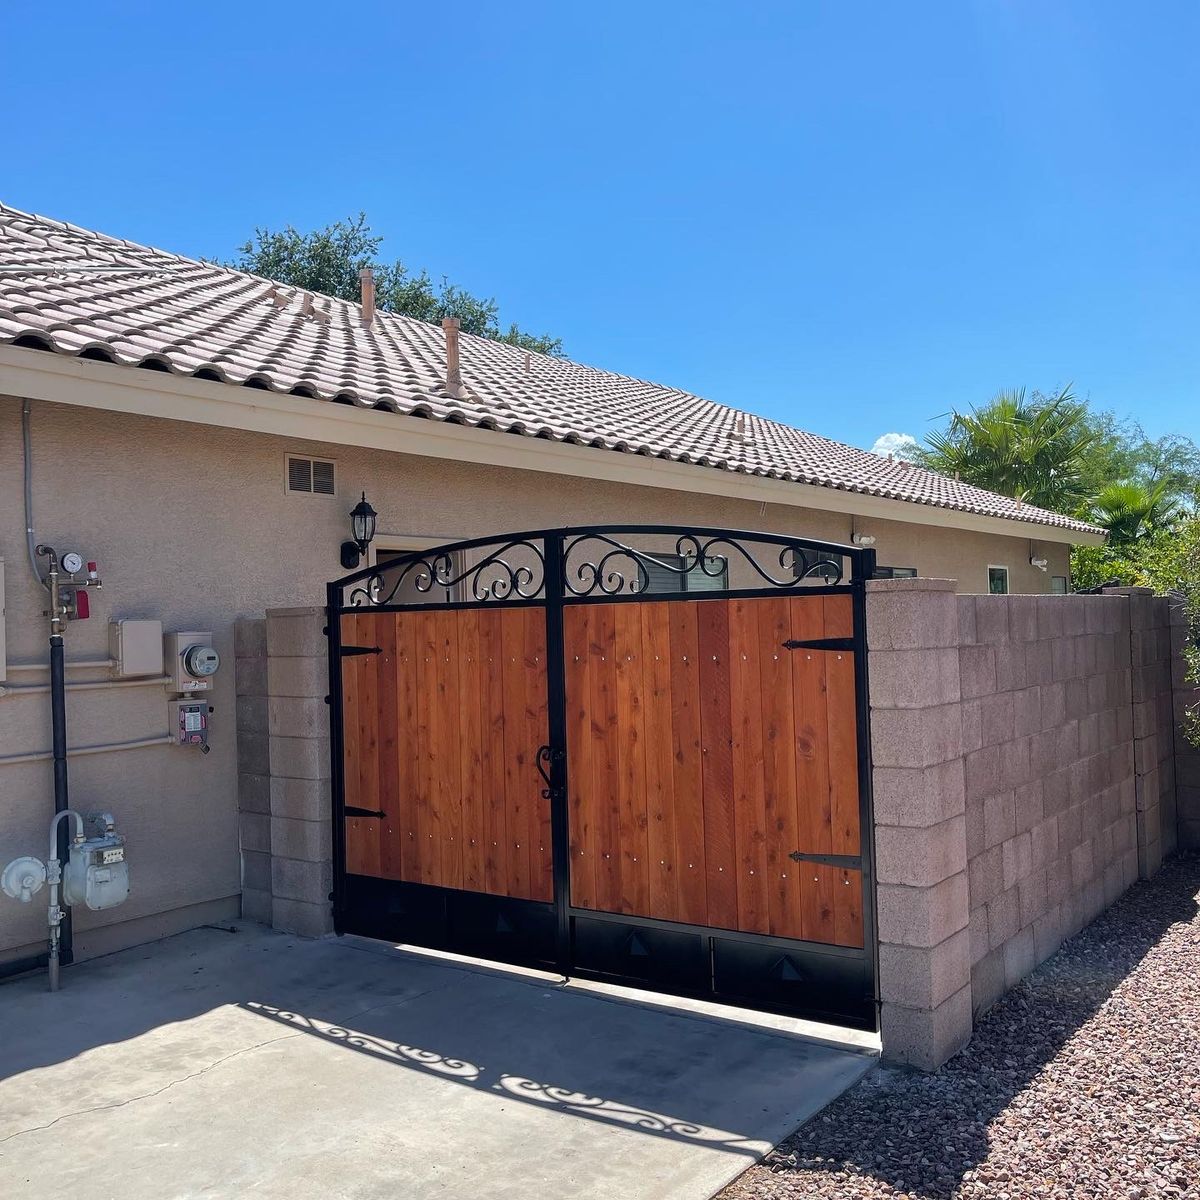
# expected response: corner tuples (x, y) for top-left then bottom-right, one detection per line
(640, 550), (731, 595)
(1050, 575), (1069, 595)
(987, 565), (1010, 595)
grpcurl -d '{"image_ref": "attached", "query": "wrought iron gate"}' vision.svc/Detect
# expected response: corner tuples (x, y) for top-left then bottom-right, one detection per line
(327, 526), (879, 1030)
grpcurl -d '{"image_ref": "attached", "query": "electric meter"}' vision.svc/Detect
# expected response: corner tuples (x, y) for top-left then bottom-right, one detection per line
(164, 631), (220, 692)
(183, 645), (220, 678)
(61, 552), (84, 575)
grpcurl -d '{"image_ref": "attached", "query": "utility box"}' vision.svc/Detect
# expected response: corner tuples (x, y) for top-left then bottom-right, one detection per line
(164, 630), (220, 693)
(168, 697), (211, 751)
(109, 619), (164, 677)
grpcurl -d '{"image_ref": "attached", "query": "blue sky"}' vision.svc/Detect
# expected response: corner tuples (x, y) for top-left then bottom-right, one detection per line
(2, 2), (1196, 452)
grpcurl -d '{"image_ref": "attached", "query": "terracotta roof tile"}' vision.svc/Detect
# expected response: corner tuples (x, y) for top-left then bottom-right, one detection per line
(0, 202), (1100, 536)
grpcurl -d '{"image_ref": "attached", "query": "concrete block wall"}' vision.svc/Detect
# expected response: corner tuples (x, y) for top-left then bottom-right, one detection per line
(866, 578), (973, 1071)
(958, 592), (1138, 1017)
(1109, 589), (1179, 874)
(264, 607), (334, 938)
(234, 617), (271, 924)
(867, 580), (1191, 1070)
(1172, 599), (1200, 848)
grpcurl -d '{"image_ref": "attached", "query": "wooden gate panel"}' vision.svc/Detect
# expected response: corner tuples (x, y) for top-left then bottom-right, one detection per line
(697, 600), (739, 930)
(340, 608), (551, 903)
(564, 594), (864, 949)
(667, 602), (709, 925)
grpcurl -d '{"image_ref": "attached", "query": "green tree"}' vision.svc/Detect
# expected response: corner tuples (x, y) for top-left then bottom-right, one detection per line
(229, 213), (563, 356)
(1077, 411), (1200, 512)
(1088, 480), (1179, 545)
(917, 386), (1098, 513)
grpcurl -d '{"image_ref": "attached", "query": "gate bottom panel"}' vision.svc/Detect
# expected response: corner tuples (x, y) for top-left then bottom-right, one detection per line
(570, 912), (876, 1031)
(711, 938), (874, 1030)
(340, 875), (558, 971)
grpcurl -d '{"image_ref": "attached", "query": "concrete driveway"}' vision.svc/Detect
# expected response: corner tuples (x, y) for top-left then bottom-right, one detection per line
(0, 923), (875, 1200)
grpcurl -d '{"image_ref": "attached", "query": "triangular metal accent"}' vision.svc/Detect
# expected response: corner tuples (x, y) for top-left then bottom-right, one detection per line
(772, 955), (805, 983)
(625, 932), (650, 957)
(496, 913), (514, 934)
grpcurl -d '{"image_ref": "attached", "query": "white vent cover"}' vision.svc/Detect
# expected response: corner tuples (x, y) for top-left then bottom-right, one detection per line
(287, 455), (336, 495)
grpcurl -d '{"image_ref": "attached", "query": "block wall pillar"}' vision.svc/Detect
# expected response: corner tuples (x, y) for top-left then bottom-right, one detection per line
(264, 606), (334, 937)
(866, 578), (972, 1071)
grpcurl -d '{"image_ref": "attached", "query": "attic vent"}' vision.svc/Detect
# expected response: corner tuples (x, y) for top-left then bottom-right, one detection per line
(286, 455), (336, 496)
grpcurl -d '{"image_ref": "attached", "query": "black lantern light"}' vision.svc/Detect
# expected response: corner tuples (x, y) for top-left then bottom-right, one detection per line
(340, 492), (377, 570)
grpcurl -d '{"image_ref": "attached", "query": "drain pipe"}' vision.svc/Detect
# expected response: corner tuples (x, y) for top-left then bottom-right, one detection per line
(36, 545), (73, 967)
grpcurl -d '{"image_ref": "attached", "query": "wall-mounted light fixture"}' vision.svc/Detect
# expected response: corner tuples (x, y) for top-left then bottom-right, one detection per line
(1030, 556), (1049, 572)
(852, 533), (877, 547)
(340, 492), (378, 570)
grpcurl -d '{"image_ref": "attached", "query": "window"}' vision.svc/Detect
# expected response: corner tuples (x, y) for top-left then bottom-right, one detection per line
(873, 565), (918, 580)
(1051, 575), (1069, 595)
(792, 552), (846, 586)
(286, 455), (336, 496)
(370, 536), (462, 604)
(640, 552), (729, 594)
(987, 566), (1009, 595)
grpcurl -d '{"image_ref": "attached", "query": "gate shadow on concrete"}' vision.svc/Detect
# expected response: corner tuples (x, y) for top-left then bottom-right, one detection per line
(744, 856), (1200, 1200)
(241, 997), (771, 1153)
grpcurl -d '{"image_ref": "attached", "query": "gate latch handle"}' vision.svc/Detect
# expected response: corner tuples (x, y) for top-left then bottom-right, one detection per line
(536, 745), (564, 800)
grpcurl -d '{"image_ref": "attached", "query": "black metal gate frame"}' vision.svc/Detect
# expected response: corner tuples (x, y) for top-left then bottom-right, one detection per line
(326, 525), (881, 1030)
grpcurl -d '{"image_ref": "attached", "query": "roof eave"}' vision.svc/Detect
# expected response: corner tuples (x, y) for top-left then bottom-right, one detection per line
(0, 343), (1102, 546)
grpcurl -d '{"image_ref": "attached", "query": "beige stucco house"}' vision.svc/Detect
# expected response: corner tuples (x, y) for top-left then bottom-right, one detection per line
(0, 204), (1102, 969)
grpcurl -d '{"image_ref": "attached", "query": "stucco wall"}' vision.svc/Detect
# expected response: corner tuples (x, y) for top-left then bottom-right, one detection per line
(0, 395), (1072, 964)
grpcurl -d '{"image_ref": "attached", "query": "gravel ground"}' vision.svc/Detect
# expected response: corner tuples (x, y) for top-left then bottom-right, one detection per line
(721, 854), (1200, 1200)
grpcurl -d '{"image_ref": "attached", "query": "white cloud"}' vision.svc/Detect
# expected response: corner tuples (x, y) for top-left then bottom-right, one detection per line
(870, 432), (919, 458)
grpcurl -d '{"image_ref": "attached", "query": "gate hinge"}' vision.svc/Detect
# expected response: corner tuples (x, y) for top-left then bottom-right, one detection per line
(781, 638), (855, 652)
(345, 806), (386, 819)
(787, 850), (861, 869)
(341, 645), (382, 657)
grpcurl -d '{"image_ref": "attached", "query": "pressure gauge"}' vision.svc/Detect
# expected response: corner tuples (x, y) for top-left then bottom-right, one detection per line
(183, 644), (221, 678)
(61, 552), (84, 575)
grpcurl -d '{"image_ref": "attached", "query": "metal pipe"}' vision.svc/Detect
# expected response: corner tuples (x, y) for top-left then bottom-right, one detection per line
(45, 811), (84, 991)
(21, 397), (46, 588)
(5, 658), (118, 673)
(48, 634), (72, 966)
(0, 731), (174, 767)
(0, 675), (172, 697)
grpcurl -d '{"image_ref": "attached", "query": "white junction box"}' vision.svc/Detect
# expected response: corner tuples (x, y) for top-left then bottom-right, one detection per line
(164, 630), (220, 693)
(109, 619), (164, 677)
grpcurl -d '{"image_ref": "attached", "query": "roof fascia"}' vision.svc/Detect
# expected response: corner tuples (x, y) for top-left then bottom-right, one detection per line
(0, 345), (1103, 546)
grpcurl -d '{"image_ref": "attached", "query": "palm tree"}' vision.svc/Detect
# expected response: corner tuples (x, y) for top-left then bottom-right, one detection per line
(919, 386), (1098, 513)
(1089, 480), (1178, 545)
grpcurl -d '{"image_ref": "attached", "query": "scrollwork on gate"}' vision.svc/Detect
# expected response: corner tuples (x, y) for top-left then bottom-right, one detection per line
(344, 537), (546, 607)
(560, 531), (843, 597)
(335, 525), (855, 608)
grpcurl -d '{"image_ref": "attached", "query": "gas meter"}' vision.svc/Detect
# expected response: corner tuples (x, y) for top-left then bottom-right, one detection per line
(63, 813), (129, 911)
(0, 809), (130, 991)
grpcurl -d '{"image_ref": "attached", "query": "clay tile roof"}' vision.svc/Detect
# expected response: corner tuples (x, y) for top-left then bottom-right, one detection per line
(0, 202), (1100, 536)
